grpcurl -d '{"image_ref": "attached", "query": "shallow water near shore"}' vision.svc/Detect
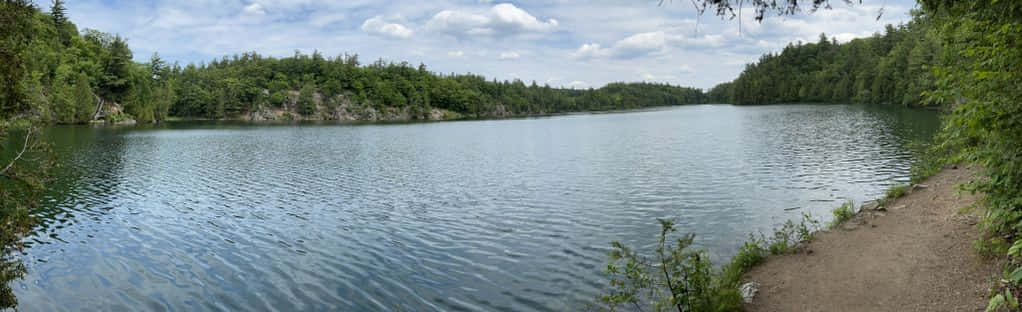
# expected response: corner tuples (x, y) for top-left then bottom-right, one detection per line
(14, 104), (937, 311)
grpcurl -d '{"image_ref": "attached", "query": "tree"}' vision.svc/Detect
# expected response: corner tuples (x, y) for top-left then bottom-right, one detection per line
(72, 72), (96, 123)
(298, 82), (317, 116)
(149, 52), (166, 83)
(0, 2), (55, 310)
(0, 0), (36, 117)
(52, 64), (76, 123)
(50, 0), (66, 26)
(50, 0), (71, 46)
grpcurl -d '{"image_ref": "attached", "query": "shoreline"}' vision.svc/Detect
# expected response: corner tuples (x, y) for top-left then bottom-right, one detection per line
(74, 102), (933, 128)
(741, 166), (1002, 311)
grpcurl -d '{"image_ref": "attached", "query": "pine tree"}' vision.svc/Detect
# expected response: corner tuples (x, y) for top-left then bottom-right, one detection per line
(149, 52), (166, 83)
(51, 0), (70, 46)
(51, 0), (66, 26)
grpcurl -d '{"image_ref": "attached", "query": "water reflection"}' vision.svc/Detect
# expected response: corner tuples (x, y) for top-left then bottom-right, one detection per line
(12, 105), (938, 311)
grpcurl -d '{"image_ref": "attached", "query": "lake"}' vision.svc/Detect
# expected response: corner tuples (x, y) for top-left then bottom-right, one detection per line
(12, 104), (938, 311)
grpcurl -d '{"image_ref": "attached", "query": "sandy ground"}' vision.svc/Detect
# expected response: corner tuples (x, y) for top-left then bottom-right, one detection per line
(743, 167), (1004, 312)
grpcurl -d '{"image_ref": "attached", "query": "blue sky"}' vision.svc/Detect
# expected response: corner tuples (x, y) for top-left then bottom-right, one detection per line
(60, 0), (918, 89)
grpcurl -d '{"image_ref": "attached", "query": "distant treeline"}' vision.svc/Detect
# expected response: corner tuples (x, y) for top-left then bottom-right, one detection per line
(171, 54), (707, 119)
(15, 3), (706, 124)
(708, 12), (940, 107)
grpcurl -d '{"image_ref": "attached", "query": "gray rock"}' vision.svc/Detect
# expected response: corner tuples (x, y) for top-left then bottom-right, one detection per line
(740, 281), (759, 304)
(912, 184), (929, 192)
(861, 201), (880, 212)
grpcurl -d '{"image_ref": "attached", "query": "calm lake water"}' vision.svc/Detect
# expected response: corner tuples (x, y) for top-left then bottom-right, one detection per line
(13, 104), (938, 311)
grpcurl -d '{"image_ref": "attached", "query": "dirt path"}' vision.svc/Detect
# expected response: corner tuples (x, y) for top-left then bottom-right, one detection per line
(744, 167), (1003, 312)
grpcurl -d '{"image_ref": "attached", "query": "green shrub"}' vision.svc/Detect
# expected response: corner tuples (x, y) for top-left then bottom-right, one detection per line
(597, 219), (742, 312)
(828, 200), (855, 229)
(597, 215), (819, 312)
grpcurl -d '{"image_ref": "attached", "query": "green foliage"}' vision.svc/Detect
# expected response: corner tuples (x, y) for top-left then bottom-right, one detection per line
(908, 140), (951, 184)
(0, 0), (36, 118)
(828, 200), (856, 229)
(913, 1), (1022, 308)
(160, 52), (706, 119)
(768, 213), (818, 255)
(879, 185), (909, 206)
(598, 214), (820, 312)
(718, 235), (767, 287)
(298, 82), (317, 116)
(0, 125), (55, 310)
(72, 72), (96, 123)
(707, 14), (940, 107)
(597, 219), (740, 312)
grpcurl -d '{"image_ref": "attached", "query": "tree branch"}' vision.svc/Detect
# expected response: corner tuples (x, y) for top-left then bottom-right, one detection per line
(0, 127), (32, 177)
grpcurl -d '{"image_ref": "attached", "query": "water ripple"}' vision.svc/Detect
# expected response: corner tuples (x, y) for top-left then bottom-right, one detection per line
(14, 104), (938, 311)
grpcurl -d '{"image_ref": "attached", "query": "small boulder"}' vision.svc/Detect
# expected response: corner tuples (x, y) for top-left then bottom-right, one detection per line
(740, 282), (760, 304)
(912, 184), (929, 192)
(860, 201), (880, 212)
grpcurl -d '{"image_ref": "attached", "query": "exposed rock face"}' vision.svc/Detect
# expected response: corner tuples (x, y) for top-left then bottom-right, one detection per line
(238, 92), (461, 122)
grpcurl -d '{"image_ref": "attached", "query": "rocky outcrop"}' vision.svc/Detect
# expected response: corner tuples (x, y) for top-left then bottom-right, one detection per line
(242, 92), (459, 122)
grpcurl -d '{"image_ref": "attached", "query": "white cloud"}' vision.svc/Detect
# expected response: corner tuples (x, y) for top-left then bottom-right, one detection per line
(63, 0), (918, 91)
(572, 43), (603, 59)
(573, 31), (668, 60)
(242, 3), (266, 15)
(361, 16), (413, 39)
(426, 3), (558, 38)
(609, 31), (668, 59)
(498, 51), (520, 60)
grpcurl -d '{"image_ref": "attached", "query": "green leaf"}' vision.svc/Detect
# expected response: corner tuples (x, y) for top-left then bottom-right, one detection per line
(987, 294), (1006, 312)
(1008, 240), (1022, 257)
(1005, 289), (1019, 310)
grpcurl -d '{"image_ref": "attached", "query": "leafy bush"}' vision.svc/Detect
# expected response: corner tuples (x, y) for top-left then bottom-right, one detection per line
(598, 219), (734, 312)
(597, 215), (819, 312)
(920, 1), (1022, 308)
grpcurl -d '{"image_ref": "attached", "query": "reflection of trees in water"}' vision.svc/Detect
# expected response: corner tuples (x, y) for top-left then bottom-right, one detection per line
(1, 126), (54, 309)
(0, 211), (31, 309)
(0, 126), (124, 309)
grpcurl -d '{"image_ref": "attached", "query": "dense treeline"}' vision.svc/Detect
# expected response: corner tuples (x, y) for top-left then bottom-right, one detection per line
(11, 3), (706, 124)
(708, 12), (940, 107)
(171, 52), (706, 120)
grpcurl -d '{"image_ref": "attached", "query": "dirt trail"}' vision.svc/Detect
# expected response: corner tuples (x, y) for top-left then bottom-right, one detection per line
(744, 167), (1003, 312)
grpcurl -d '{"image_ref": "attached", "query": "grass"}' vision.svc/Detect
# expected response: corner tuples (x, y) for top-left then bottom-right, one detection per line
(828, 200), (856, 229)
(879, 184), (910, 206)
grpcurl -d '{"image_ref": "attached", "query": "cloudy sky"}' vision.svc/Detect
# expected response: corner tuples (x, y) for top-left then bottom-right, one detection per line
(60, 0), (918, 89)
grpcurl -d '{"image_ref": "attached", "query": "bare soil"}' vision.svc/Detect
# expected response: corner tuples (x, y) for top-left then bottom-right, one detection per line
(744, 167), (1004, 312)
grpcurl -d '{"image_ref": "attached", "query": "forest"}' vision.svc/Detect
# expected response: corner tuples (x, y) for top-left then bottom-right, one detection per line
(8, 1), (706, 124)
(707, 11), (940, 107)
